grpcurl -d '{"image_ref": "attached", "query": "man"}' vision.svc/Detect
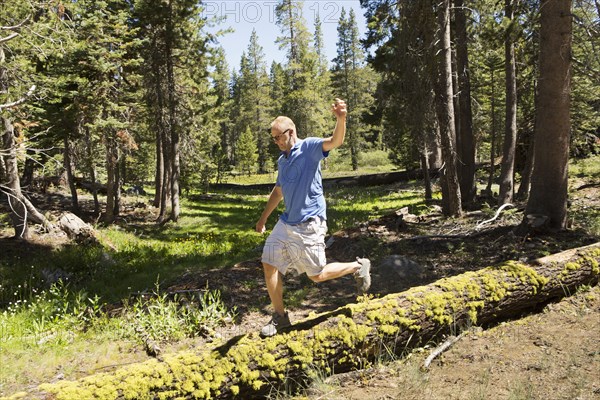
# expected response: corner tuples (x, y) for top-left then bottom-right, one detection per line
(255, 98), (371, 337)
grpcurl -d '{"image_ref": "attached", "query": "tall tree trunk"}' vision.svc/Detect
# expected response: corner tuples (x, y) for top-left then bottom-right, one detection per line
(485, 68), (497, 195)
(433, 0), (462, 217)
(498, 0), (519, 205)
(421, 138), (433, 200)
(21, 152), (35, 187)
(1, 117), (30, 239)
(63, 135), (79, 213)
(83, 127), (100, 215)
(153, 114), (164, 209)
(523, 0), (572, 231)
(516, 123), (535, 200)
(428, 102), (443, 170)
(158, 126), (171, 224)
(165, 0), (180, 223)
(517, 82), (538, 201)
(150, 29), (165, 210)
(454, 0), (477, 206)
(105, 134), (118, 224)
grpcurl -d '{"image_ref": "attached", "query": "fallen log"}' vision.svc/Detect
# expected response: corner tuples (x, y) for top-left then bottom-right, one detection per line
(11, 243), (599, 400)
(211, 169), (441, 192)
(57, 212), (99, 245)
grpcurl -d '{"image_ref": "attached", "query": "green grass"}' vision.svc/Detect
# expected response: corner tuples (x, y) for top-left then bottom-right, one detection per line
(570, 154), (600, 178)
(227, 149), (398, 185)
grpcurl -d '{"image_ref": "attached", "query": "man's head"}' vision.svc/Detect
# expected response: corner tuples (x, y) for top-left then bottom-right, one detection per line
(270, 116), (296, 152)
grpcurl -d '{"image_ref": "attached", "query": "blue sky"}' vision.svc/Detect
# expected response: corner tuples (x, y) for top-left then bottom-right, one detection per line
(203, 1), (366, 72)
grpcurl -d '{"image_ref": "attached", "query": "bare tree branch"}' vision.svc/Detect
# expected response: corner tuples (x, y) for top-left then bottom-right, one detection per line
(0, 84), (36, 111)
(0, 32), (20, 44)
(0, 14), (32, 31)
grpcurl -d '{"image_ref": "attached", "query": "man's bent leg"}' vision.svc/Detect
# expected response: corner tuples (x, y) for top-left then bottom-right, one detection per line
(308, 258), (372, 294)
(308, 260), (360, 283)
(263, 262), (285, 316)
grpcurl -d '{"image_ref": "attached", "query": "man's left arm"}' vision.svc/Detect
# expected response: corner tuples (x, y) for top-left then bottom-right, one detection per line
(322, 98), (347, 152)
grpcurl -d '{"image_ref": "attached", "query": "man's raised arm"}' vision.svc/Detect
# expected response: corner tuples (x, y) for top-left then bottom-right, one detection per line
(322, 98), (347, 152)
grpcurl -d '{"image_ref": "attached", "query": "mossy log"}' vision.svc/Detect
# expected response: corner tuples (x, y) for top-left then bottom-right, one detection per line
(8, 244), (599, 400)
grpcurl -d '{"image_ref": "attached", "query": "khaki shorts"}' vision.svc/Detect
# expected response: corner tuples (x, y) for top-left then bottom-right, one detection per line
(261, 217), (327, 277)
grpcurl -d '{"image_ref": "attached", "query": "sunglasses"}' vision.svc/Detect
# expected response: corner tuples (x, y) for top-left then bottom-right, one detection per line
(272, 128), (291, 143)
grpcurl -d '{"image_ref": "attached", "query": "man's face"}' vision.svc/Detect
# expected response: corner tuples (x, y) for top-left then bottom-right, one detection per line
(271, 127), (292, 151)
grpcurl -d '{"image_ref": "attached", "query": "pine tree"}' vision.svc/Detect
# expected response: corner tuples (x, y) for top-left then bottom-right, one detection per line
(236, 30), (272, 173)
(362, 0), (440, 173)
(134, 0), (211, 223)
(236, 126), (258, 175)
(275, 0), (329, 137)
(522, 0), (572, 231)
(61, 0), (143, 223)
(0, 0), (69, 238)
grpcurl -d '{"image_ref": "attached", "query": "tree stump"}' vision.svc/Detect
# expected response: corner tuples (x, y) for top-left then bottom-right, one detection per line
(20, 243), (600, 400)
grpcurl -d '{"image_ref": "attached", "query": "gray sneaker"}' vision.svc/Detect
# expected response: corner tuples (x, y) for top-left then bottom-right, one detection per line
(260, 312), (291, 337)
(354, 257), (371, 294)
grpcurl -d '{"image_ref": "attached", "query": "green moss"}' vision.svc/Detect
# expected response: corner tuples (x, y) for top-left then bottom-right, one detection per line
(501, 261), (549, 287)
(564, 262), (581, 271)
(583, 253), (599, 274)
(230, 385), (240, 395)
(379, 324), (400, 335)
(480, 273), (508, 301)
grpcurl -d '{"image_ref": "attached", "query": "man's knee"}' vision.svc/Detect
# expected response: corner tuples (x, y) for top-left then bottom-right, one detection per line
(263, 262), (277, 273)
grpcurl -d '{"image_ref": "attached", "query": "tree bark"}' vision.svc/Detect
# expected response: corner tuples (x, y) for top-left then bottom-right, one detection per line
(165, 0), (180, 223)
(433, 0), (462, 216)
(516, 126), (535, 200)
(485, 66), (498, 195)
(454, 0), (477, 206)
(63, 135), (80, 213)
(83, 126), (100, 215)
(2, 116), (31, 239)
(421, 139), (433, 200)
(523, 0), (572, 231)
(498, 0), (519, 206)
(33, 243), (600, 399)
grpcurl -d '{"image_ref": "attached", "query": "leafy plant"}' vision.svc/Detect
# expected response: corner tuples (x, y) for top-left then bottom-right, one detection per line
(121, 282), (236, 344)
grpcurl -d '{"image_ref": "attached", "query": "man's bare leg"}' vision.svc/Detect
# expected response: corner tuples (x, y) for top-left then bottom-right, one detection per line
(308, 260), (360, 283)
(263, 262), (285, 316)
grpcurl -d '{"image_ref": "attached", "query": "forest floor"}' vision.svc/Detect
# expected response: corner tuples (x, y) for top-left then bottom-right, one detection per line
(1, 175), (599, 399)
(164, 176), (600, 399)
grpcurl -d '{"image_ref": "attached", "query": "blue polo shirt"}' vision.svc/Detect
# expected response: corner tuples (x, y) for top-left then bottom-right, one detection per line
(276, 137), (329, 225)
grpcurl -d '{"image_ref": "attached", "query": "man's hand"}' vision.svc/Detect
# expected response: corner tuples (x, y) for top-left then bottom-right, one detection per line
(331, 98), (347, 119)
(256, 220), (266, 233)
